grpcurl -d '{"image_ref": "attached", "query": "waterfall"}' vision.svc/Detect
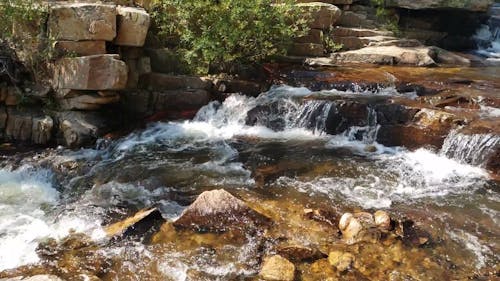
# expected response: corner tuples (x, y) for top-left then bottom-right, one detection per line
(473, 3), (500, 59)
(441, 130), (500, 167)
(291, 100), (333, 134)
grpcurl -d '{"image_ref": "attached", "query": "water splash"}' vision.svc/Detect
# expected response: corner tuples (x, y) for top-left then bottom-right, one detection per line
(473, 4), (500, 59)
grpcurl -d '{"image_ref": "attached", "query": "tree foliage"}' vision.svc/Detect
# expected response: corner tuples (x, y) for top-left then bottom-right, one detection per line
(151, 0), (310, 74)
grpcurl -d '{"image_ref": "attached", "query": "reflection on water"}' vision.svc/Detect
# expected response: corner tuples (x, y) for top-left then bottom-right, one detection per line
(0, 85), (498, 279)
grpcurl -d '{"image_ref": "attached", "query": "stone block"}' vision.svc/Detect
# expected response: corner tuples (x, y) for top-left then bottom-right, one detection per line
(48, 3), (117, 41)
(296, 2), (342, 29)
(115, 6), (151, 47)
(53, 55), (128, 90)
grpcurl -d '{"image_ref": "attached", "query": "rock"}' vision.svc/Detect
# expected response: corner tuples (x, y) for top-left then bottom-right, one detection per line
(120, 90), (152, 115)
(105, 208), (165, 240)
(140, 73), (212, 91)
(374, 210), (392, 232)
(153, 89), (211, 111)
(328, 250), (355, 272)
(48, 3), (116, 41)
(339, 213), (363, 243)
(54, 41), (106, 56)
(296, 2), (342, 29)
(295, 29), (323, 44)
(134, 0), (153, 10)
(386, 0), (494, 12)
(56, 111), (116, 148)
(338, 11), (376, 28)
(53, 55), (128, 90)
(214, 79), (267, 97)
(4, 87), (19, 106)
(259, 255), (295, 281)
(277, 244), (326, 262)
(4, 108), (53, 144)
(332, 35), (397, 51)
(173, 189), (271, 232)
(430, 47), (471, 66)
(324, 46), (437, 66)
(0, 275), (65, 281)
(289, 43), (325, 57)
(58, 93), (120, 110)
(115, 7), (151, 47)
(297, 0), (352, 4)
(330, 27), (392, 38)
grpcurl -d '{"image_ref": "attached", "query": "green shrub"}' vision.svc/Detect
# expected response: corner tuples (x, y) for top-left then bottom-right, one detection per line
(0, 0), (47, 40)
(151, 0), (310, 74)
(370, 0), (400, 35)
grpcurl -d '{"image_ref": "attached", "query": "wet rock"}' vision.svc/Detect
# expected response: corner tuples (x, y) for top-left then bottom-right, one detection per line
(304, 208), (338, 227)
(431, 47), (471, 66)
(105, 208), (165, 241)
(173, 189), (271, 232)
(259, 255), (295, 281)
(339, 213), (363, 243)
(395, 219), (432, 246)
(214, 79), (268, 97)
(328, 250), (355, 272)
(4, 108), (53, 144)
(115, 7), (150, 47)
(54, 41), (106, 57)
(296, 2), (342, 29)
(339, 212), (381, 244)
(55, 111), (117, 148)
(53, 55), (128, 90)
(0, 275), (65, 281)
(277, 244), (326, 262)
(303, 259), (337, 281)
(48, 3), (117, 41)
(374, 210), (392, 232)
(153, 89), (211, 111)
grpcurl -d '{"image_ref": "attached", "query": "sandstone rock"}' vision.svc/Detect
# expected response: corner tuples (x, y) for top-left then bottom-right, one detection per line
(259, 255), (295, 281)
(53, 55), (128, 90)
(330, 27), (392, 38)
(328, 250), (355, 272)
(58, 93), (120, 110)
(332, 35), (397, 51)
(120, 90), (151, 115)
(339, 212), (381, 244)
(32, 116), (54, 145)
(214, 79), (267, 97)
(339, 213), (363, 243)
(296, 2), (342, 29)
(48, 3), (116, 41)
(338, 11), (376, 28)
(153, 89), (211, 111)
(289, 43), (325, 57)
(144, 48), (185, 74)
(141, 73), (212, 91)
(386, 0), (494, 12)
(430, 47), (471, 66)
(173, 189), (271, 232)
(54, 41), (106, 56)
(134, 0), (153, 10)
(5, 87), (19, 106)
(115, 7), (151, 47)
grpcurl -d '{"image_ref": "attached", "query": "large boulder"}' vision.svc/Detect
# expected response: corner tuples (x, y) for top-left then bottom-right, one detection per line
(58, 93), (120, 110)
(296, 2), (342, 29)
(54, 41), (107, 56)
(53, 55), (128, 90)
(386, 0), (494, 11)
(153, 89), (211, 111)
(55, 111), (116, 148)
(48, 3), (117, 41)
(115, 7), (151, 47)
(173, 189), (271, 232)
(4, 108), (53, 144)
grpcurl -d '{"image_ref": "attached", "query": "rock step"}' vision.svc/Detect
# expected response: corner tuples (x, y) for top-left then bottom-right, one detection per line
(331, 26), (393, 37)
(338, 11), (377, 28)
(332, 35), (397, 50)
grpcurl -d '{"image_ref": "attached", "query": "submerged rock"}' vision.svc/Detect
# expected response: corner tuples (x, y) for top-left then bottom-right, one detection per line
(173, 189), (271, 232)
(0, 275), (65, 281)
(277, 244), (326, 262)
(259, 255), (295, 281)
(328, 250), (355, 272)
(105, 208), (165, 240)
(339, 212), (382, 244)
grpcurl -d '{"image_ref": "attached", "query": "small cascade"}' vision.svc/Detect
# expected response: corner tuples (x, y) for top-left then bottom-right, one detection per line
(473, 3), (500, 59)
(441, 130), (500, 166)
(342, 107), (379, 144)
(290, 100), (333, 134)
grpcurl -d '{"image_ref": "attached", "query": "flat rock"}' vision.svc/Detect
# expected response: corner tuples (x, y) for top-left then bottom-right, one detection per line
(259, 255), (295, 281)
(153, 89), (211, 111)
(53, 55), (128, 90)
(115, 6), (150, 47)
(173, 189), (271, 232)
(58, 93), (120, 110)
(140, 73), (212, 91)
(48, 3), (116, 41)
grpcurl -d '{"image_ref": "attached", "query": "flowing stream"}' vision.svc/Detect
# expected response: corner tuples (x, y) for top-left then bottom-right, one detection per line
(0, 84), (499, 280)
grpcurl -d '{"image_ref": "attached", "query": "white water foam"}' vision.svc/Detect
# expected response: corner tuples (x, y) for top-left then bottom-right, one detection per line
(0, 166), (105, 271)
(279, 148), (488, 209)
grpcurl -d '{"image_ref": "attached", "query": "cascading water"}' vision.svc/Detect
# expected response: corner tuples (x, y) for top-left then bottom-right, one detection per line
(474, 3), (500, 61)
(441, 129), (500, 166)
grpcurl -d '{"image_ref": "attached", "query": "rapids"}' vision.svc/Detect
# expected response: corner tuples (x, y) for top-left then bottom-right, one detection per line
(0, 83), (499, 280)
